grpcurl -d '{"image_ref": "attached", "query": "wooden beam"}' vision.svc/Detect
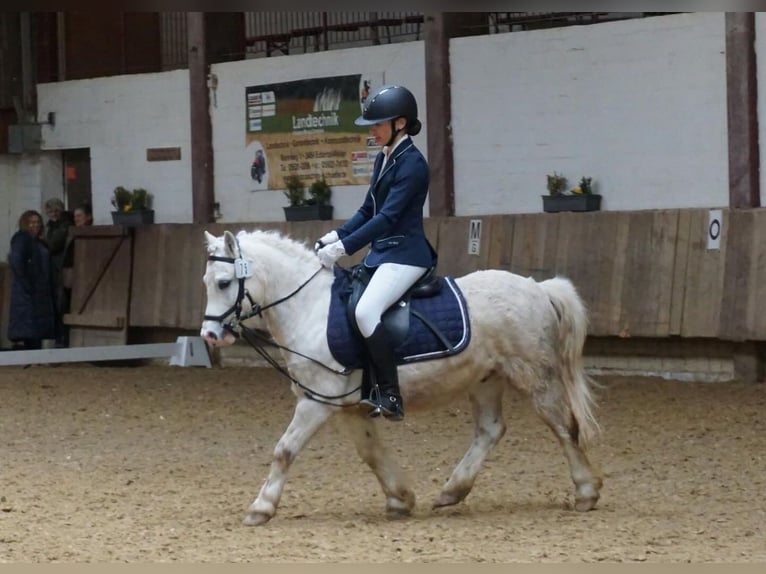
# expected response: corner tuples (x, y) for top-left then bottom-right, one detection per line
(188, 12), (215, 224)
(725, 12), (760, 208)
(424, 13), (488, 217)
(56, 12), (66, 81)
(424, 13), (459, 217)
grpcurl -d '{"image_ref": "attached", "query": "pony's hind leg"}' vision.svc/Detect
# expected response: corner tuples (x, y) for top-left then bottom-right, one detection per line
(334, 410), (416, 518)
(433, 376), (506, 509)
(532, 383), (602, 511)
(244, 397), (334, 526)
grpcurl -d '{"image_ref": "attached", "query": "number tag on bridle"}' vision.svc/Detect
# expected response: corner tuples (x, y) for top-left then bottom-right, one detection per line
(234, 258), (253, 279)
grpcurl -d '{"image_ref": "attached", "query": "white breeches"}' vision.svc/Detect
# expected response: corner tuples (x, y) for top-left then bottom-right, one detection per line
(355, 262), (428, 338)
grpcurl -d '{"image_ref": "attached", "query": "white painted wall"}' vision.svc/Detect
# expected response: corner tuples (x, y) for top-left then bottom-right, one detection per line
(0, 12), (745, 251)
(0, 153), (62, 258)
(33, 44), (426, 227)
(37, 70), (192, 225)
(0, 157), (21, 256)
(451, 12), (729, 215)
(209, 42), (426, 222)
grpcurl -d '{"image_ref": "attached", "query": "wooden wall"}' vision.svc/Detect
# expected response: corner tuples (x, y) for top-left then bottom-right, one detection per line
(4, 207), (765, 347)
(432, 209), (736, 340)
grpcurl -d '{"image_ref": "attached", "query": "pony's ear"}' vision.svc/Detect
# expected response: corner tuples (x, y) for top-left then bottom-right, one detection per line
(204, 230), (217, 245)
(223, 230), (238, 258)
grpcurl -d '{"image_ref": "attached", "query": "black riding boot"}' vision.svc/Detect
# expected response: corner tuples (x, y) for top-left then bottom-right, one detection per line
(359, 323), (404, 421)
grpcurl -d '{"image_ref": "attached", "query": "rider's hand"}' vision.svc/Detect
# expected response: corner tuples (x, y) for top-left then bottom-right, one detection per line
(313, 230), (339, 253)
(316, 240), (346, 269)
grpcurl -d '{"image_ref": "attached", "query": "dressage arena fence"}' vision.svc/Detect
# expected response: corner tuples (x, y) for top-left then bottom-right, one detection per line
(1, 209), (765, 380)
(0, 336), (212, 368)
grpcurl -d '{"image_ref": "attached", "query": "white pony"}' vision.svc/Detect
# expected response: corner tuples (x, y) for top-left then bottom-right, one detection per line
(201, 229), (602, 526)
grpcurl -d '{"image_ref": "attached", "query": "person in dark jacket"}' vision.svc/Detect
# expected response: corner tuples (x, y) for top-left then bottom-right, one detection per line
(57, 202), (94, 348)
(8, 210), (57, 350)
(43, 198), (73, 272)
(43, 197), (73, 347)
(314, 84), (437, 421)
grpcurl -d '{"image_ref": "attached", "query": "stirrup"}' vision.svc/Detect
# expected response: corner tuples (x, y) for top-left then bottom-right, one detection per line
(360, 386), (404, 421)
(360, 385), (383, 417)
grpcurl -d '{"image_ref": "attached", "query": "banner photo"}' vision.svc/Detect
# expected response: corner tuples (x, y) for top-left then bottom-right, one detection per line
(245, 74), (383, 191)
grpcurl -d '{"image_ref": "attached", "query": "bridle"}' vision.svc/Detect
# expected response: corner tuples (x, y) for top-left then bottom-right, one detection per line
(203, 253), (258, 331)
(203, 239), (360, 407)
(203, 237), (322, 329)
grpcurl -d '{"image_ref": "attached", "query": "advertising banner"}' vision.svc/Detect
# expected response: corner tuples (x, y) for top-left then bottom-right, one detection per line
(245, 74), (382, 191)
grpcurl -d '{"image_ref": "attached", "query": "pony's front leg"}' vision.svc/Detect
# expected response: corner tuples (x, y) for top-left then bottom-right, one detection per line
(244, 397), (333, 526)
(334, 410), (416, 518)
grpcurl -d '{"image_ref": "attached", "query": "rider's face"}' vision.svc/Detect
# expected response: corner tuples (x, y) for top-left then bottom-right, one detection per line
(370, 118), (406, 147)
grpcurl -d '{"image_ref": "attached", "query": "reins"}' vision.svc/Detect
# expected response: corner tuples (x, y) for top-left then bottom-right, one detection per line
(205, 240), (361, 408)
(238, 326), (360, 407)
(249, 267), (323, 319)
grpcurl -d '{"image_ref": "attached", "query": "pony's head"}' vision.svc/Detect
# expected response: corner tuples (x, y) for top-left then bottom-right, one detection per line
(200, 229), (262, 347)
(201, 228), (327, 348)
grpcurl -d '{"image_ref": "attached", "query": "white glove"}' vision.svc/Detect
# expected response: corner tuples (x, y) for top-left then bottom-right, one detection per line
(314, 230), (339, 253)
(316, 240), (346, 268)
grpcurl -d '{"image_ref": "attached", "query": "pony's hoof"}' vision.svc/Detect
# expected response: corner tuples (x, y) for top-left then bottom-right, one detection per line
(385, 492), (415, 519)
(432, 489), (468, 509)
(574, 496), (599, 512)
(385, 507), (411, 520)
(243, 512), (272, 526)
(574, 483), (600, 511)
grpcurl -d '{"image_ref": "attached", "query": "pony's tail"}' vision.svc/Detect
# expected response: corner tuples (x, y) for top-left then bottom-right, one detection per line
(539, 277), (600, 446)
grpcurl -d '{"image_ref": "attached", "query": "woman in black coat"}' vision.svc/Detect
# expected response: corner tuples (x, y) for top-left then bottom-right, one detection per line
(7, 210), (57, 350)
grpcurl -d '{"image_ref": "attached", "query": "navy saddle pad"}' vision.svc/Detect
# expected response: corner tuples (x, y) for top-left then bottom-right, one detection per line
(326, 266), (471, 370)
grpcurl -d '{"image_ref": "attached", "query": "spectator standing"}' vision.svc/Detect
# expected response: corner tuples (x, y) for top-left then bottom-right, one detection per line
(43, 198), (73, 347)
(59, 203), (94, 347)
(72, 203), (93, 228)
(7, 210), (57, 350)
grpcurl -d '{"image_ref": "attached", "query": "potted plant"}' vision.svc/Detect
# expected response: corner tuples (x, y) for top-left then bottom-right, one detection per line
(306, 177), (333, 220)
(546, 172), (568, 196)
(283, 175), (333, 221)
(282, 175), (307, 221)
(111, 186), (155, 226)
(542, 173), (601, 213)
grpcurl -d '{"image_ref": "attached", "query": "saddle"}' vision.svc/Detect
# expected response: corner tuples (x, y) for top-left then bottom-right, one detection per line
(345, 264), (446, 348)
(326, 265), (470, 370)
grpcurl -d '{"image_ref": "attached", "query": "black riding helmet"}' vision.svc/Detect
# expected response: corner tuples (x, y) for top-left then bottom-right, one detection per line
(355, 84), (422, 140)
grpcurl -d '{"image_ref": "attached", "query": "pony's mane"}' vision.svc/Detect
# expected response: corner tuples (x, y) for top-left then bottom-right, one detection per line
(237, 228), (315, 263)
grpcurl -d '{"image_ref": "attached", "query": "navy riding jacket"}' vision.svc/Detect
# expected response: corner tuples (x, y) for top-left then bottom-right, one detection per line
(337, 139), (437, 269)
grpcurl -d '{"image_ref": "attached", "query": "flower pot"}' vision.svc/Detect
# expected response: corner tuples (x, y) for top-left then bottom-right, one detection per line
(542, 194), (602, 213)
(283, 205), (333, 221)
(111, 209), (155, 226)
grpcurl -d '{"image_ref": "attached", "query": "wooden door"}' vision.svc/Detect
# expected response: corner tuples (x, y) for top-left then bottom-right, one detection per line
(63, 226), (133, 346)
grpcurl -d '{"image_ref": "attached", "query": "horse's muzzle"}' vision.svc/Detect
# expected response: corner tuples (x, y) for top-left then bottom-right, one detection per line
(201, 322), (237, 347)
